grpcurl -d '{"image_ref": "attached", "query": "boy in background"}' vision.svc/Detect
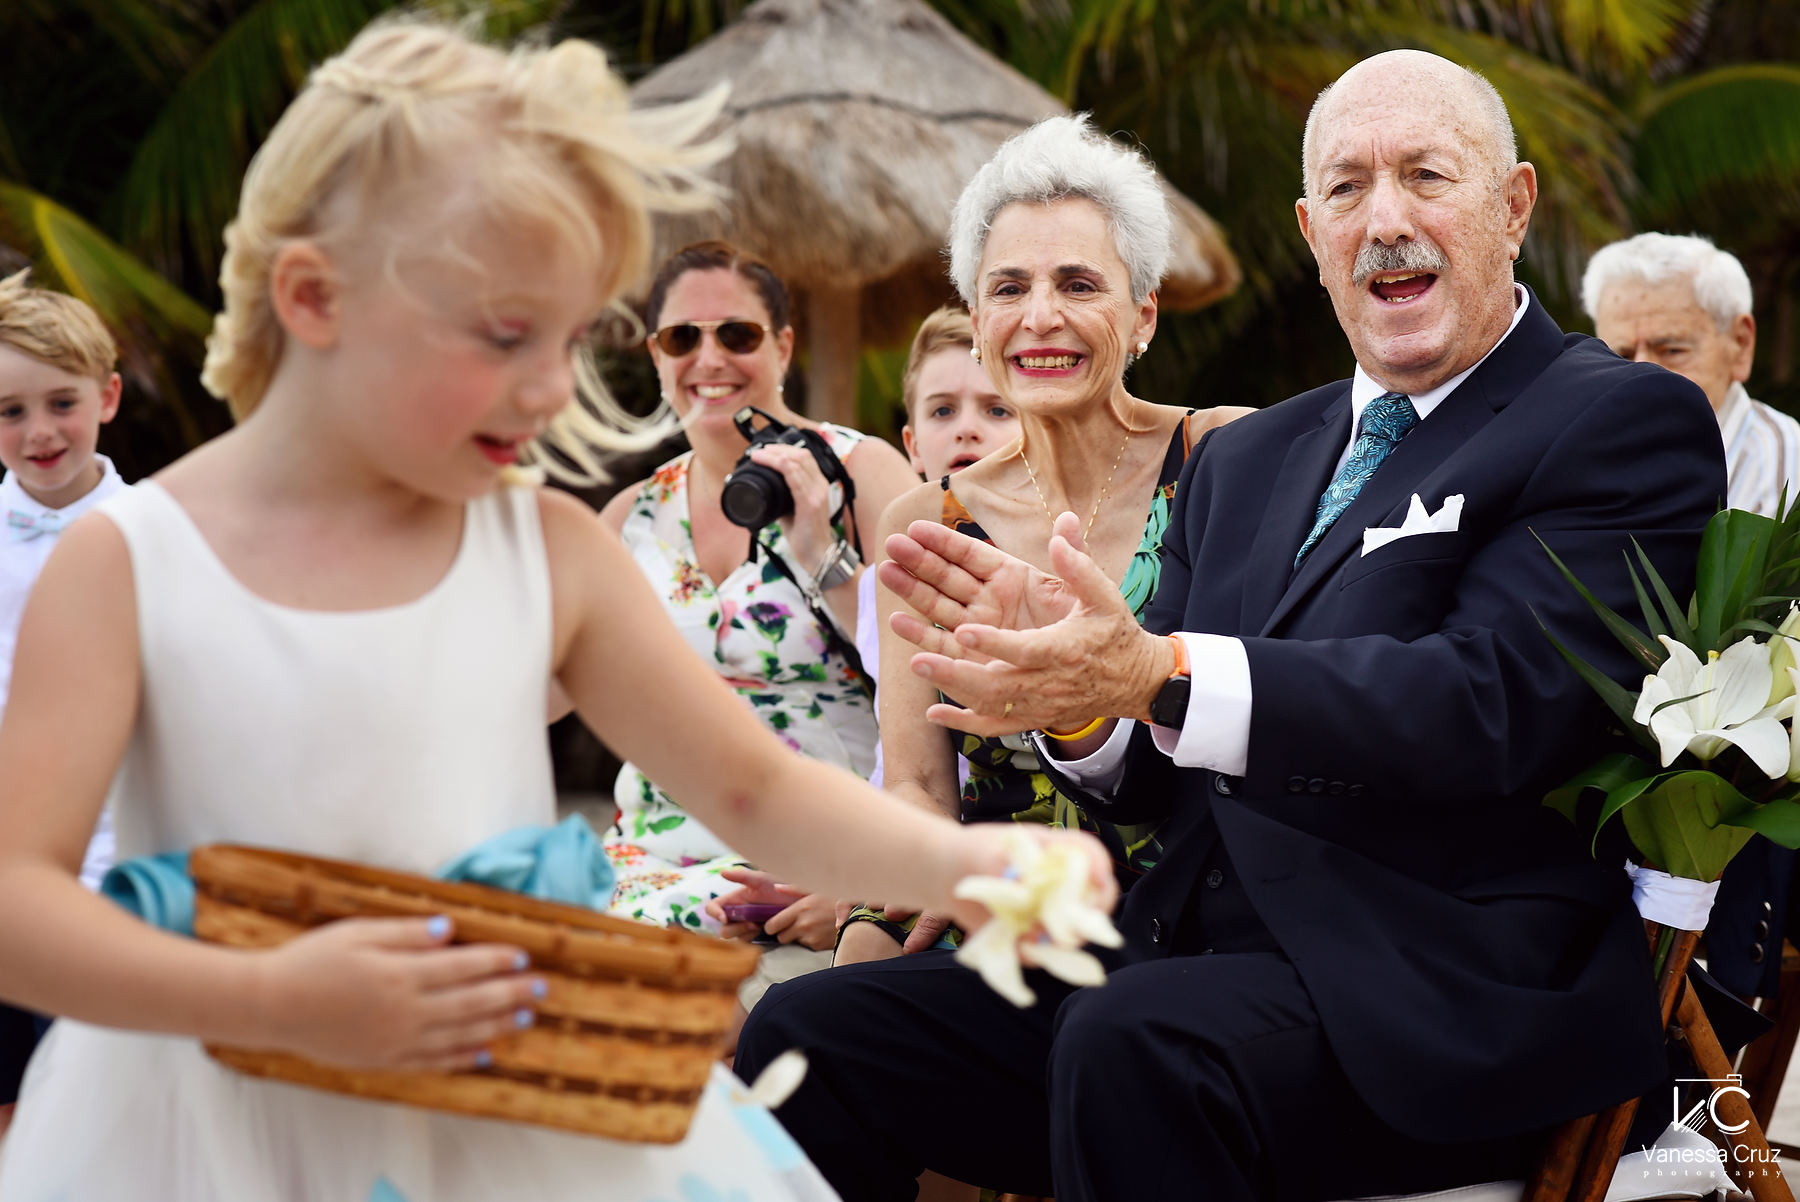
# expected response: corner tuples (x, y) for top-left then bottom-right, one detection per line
(0, 268), (127, 1130)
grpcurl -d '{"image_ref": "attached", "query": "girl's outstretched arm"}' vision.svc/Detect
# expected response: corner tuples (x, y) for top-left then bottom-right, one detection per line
(544, 490), (1114, 923)
(0, 515), (542, 1070)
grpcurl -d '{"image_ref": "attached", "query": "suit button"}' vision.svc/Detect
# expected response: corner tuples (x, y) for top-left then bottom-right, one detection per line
(1751, 943), (1766, 964)
(1758, 920), (1771, 939)
(1348, 785), (1366, 798)
(1201, 947), (1215, 956)
(1150, 918), (1164, 945)
(1327, 781), (1346, 796)
(1215, 775), (1236, 797)
(1286, 776), (1306, 794)
(1206, 868), (1225, 890)
(1307, 778), (1326, 794)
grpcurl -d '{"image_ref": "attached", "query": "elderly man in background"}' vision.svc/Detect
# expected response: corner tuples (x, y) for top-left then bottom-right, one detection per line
(738, 49), (1725, 1202)
(1585, 232), (1797, 517)
(1587, 234), (1800, 1005)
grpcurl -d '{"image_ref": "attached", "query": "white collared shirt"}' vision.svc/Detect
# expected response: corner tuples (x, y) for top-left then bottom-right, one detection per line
(1716, 382), (1800, 518)
(0, 454), (130, 719)
(1047, 286), (1530, 786)
(0, 454), (129, 891)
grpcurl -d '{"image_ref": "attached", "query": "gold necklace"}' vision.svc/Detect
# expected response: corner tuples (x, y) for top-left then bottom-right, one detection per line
(1020, 425), (1134, 543)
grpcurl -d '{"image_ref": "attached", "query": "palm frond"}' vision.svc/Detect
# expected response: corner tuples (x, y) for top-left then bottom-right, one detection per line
(1632, 65), (1800, 219)
(0, 179), (213, 446)
(115, 0), (569, 285)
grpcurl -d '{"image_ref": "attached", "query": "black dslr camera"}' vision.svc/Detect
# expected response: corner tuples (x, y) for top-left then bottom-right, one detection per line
(721, 406), (854, 530)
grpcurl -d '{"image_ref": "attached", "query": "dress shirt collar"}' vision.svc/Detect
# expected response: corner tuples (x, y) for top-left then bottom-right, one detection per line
(0, 453), (125, 526)
(1348, 284), (1530, 436)
(1715, 381), (1751, 443)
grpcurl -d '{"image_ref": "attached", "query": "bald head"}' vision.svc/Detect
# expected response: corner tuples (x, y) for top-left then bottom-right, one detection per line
(1302, 51), (1517, 196)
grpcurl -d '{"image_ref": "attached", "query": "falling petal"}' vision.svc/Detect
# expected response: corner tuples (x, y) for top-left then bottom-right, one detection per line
(741, 1049), (808, 1110)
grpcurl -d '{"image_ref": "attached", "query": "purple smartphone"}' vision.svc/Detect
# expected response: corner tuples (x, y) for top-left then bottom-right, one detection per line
(721, 902), (787, 925)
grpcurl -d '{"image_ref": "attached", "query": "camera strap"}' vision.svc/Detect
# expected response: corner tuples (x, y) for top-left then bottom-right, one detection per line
(747, 533), (876, 701)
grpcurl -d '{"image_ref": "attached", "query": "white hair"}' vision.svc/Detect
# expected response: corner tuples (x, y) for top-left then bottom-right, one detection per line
(1301, 60), (1517, 193)
(948, 114), (1171, 307)
(1580, 232), (1753, 332)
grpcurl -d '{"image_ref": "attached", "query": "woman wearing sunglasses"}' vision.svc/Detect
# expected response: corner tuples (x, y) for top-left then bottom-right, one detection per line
(599, 240), (919, 964)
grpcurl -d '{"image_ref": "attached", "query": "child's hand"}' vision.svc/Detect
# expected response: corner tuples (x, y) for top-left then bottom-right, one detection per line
(248, 916), (541, 1072)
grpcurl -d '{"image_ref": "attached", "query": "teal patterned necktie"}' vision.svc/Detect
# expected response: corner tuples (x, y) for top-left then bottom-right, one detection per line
(1295, 391), (1418, 566)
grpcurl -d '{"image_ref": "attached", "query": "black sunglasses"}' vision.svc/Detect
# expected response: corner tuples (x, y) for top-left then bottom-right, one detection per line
(650, 319), (767, 357)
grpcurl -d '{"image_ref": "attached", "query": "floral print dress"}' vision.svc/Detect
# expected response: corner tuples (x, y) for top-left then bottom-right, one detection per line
(606, 426), (877, 930)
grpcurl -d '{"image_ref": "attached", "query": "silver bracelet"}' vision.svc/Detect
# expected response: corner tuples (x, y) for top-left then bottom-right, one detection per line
(810, 539), (861, 593)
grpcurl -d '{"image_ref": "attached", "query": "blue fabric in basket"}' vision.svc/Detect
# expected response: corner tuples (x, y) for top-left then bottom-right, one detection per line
(102, 814), (614, 935)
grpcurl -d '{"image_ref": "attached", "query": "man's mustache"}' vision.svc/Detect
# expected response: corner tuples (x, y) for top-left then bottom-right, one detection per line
(1353, 241), (1451, 287)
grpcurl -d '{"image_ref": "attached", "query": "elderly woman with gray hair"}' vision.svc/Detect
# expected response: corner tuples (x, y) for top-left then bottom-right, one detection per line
(834, 115), (1253, 970)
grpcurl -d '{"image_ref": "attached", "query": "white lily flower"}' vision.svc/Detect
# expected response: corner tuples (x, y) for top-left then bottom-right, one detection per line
(952, 830), (1123, 1008)
(1634, 634), (1794, 778)
(1771, 605), (1800, 705)
(1788, 666), (1800, 783)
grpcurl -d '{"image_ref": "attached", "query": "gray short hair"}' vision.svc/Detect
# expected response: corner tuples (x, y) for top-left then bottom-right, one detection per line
(1300, 64), (1517, 194)
(948, 114), (1171, 308)
(1580, 232), (1753, 332)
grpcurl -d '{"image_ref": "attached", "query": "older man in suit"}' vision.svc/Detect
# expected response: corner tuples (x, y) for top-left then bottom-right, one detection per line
(736, 49), (1725, 1202)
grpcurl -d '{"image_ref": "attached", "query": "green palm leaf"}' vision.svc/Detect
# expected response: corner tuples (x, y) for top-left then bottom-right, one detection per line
(116, 0), (569, 284)
(0, 179), (213, 445)
(1632, 64), (1800, 217)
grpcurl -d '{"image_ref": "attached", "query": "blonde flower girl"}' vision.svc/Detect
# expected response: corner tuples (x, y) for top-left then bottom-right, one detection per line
(0, 19), (1110, 1201)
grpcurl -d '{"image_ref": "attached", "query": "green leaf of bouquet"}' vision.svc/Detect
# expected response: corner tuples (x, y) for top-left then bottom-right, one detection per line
(1544, 752), (1656, 827)
(1720, 796), (1800, 850)
(1534, 612), (1658, 751)
(1627, 559), (1668, 642)
(1616, 771), (1756, 880)
(1695, 509), (1778, 650)
(1536, 534), (1661, 670)
(1633, 538), (1694, 647)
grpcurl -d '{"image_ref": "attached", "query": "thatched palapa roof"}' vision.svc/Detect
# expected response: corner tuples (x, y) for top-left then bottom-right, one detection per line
(629, 0), (1240, 426)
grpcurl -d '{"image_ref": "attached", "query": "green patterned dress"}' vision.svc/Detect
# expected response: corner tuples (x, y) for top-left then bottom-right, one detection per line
(604, 428), (876, 930)
(942, 419), (1193, 889)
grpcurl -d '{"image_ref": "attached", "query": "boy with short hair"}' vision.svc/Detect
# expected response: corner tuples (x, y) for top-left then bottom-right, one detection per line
(0, 267), (127, 1127)
(857, 306), (1018, 781)
(0, 268), (128, 758)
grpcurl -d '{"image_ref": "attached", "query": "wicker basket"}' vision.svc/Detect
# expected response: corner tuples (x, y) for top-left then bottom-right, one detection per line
(189, 844), (760, 1144)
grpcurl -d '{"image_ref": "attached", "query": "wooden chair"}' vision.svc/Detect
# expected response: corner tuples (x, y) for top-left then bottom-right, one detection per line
(1526, 923), (1795, 1202)
(1736, 938), (1800, 1137)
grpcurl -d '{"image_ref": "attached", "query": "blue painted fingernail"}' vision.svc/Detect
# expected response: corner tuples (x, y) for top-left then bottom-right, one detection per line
(474, 1049), (493, 1068)
(513, 951), (530, 971)
(531, 978), (548, 999)
(426, 915), (451, 939)
(514, 1008), (535, 1029)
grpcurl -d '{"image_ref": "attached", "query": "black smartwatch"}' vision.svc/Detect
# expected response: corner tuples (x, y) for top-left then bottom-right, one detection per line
(1147, 633), (1192, 728)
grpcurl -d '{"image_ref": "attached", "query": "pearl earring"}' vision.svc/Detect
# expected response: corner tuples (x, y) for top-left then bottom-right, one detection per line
(1136, 341), (1149, 355)
(970, 345), (981, 363)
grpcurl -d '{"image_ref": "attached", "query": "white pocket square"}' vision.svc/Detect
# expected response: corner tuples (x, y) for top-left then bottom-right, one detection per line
(1362, 493), (1463, 556)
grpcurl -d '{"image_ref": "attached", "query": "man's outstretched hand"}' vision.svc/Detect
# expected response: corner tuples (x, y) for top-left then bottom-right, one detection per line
(880, 511), (1172, 738)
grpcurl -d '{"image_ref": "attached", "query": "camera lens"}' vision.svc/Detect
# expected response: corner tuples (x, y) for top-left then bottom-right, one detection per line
(721, 465), (793, 529)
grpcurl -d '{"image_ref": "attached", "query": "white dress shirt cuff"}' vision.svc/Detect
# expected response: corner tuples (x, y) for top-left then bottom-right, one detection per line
(1032, 717), (1136, 792)
(1147, 633), (1251, 776)
(1030, 633), (1253, 790)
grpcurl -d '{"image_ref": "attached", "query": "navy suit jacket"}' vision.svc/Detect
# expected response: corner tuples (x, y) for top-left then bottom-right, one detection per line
(1051, 295), (1726, 1142)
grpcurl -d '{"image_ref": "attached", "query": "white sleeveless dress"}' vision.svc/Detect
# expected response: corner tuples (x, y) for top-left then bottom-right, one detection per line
(0, 482), (837, 1202)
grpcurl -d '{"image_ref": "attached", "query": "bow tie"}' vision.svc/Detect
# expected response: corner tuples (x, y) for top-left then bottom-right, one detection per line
(7, 507), (70, 542)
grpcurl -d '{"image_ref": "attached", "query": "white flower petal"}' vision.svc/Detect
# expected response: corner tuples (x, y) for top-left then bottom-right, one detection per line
(1711, 637), (1776, 726)
(742, 1049), (808, 1110)
(1709, 717), (1794, 780)
(1634, 672), (1677, 727)
(1657, 637), (1704, 687)
(1019, 940), (1108, 988)
(955, 923), (1036, 1008)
